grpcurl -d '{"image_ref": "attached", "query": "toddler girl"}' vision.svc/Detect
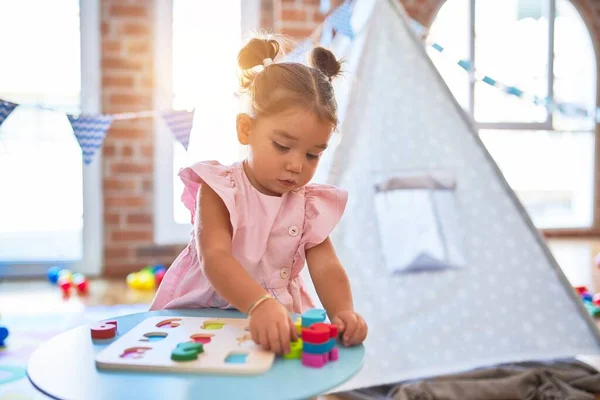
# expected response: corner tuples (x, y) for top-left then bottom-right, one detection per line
(150, 36), (368, 355)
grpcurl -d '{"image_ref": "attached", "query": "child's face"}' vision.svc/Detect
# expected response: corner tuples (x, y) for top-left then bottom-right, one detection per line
(237, 107), (333, 196)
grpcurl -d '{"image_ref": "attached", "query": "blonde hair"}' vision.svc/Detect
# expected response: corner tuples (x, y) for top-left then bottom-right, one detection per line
(237, 35), (343, 129)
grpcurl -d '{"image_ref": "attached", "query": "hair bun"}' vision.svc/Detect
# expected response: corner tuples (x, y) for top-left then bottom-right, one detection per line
(309, 47), (342, 81)
(237, 38), (280, 71)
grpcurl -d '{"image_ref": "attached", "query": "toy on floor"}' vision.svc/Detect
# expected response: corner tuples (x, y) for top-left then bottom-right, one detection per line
(574, 286), (600, 317)
(47, 267), (89, 297)
(95, 316), (274, 375)
(283, 309), (340, 368)
(126, 265), (166, 291)
(0, 325), (9, 347)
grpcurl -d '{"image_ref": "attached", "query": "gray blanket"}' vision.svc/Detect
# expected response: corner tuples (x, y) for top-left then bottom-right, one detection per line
(337, 360), (600, 400)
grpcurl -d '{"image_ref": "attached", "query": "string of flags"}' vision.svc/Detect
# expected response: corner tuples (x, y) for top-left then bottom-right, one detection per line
(314, 0), (598, 122)
(0, 98), (195, 166)
(410, 18), (598, 122)
(2, 1), (596, 167)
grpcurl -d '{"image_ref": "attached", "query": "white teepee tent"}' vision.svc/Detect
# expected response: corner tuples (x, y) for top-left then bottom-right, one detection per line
(300, 0), (600, 393)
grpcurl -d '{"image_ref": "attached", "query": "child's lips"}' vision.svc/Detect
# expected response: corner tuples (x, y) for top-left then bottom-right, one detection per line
(278, 179), (296, 187)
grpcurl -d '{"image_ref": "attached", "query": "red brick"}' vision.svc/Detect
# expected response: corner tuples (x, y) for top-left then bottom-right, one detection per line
(282, 27), (314, 38)
(103, 144), (117, 157)
(102, 75), (135, 88)
(102, 57), (143, 71)
(104, 263), (145, 277)
(109, 4), (148, 18)
(109, 93), (152, 108)
(104, 212), (121, 224)
(122, 145), (134, 157)
(102, 22), (110, 35)
(112, 230), (154, 242)
(127, 213), (153, 225)
(105, 247), (132, 259)
(105, 178), (136, 191)
(111, 162), (153, 175)
(107, 127), (149, 140)
(312, 10), (326, 23)
(282, 9), (308, 21)
(105, 195), (147, 208)
(127, 40), (150, 54)
(120, 23), (150, 36)
(142, 180), (153, 192)
(103, 40), (121, 53)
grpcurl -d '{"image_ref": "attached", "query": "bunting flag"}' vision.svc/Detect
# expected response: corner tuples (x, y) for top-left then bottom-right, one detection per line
(67, 113), (114, 165)
(162, 109), (195, 150)
(327, 0), (354, 40)
(0, 100), (18, 129)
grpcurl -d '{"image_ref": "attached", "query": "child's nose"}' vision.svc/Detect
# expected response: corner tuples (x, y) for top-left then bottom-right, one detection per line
(286, 156), (303, 174)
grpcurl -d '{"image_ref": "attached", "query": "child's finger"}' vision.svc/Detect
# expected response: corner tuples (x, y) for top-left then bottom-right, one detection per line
(278, 322), (291, 354)
(268, 325), (282, 354)
(331, 316), (346, 333)
(342, 316), (358, 345)
(288, 317), (298, 341)
(259, 328), (270, 351)
(351, 318), (367, 344)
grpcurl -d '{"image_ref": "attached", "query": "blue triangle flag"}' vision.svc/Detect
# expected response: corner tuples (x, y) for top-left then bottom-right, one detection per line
(68, 113), (114, 165)
(0, 100), (18, 130)
(162, 109), (195, 150)
(327, 0), (354, 40)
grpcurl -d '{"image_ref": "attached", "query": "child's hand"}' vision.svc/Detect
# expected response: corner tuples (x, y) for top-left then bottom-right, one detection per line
(331, 310), (368, 347)
(249, 298), (297, 355)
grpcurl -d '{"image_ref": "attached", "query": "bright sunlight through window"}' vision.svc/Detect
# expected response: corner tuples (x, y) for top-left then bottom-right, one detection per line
(171, 0), (243, 225)
(428, 0), (596, 229)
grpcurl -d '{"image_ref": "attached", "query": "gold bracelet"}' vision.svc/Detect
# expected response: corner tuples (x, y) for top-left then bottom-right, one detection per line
(248, 294), (275, 316)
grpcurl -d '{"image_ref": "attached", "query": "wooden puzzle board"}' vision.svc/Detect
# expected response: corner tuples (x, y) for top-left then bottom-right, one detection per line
(95, 316), (274, 375)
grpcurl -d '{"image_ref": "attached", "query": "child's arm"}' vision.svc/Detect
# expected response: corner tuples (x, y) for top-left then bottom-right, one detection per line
(195, 184), (266, 312)
(306, 237), (367, 346)
(195, 184), (297, 354)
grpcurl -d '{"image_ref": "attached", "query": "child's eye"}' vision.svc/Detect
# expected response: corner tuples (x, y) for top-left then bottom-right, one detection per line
(272, 141), (289, 152)
(306, 153), (320, 160)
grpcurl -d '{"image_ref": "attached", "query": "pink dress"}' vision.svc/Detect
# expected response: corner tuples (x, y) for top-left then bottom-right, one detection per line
(149, 160), (348, 314)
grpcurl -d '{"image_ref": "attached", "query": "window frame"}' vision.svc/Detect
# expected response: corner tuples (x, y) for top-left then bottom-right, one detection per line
(460, 0), (557, 131)
(153, 0), (261, 245)
(0, 0), (103, 278)
(431, 0), (598, 233)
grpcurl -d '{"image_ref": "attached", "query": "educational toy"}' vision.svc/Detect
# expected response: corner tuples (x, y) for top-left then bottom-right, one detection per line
(95, 316), (274, 375)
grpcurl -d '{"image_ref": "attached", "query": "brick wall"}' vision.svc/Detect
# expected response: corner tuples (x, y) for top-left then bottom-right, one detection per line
(101, 0), (182, 276)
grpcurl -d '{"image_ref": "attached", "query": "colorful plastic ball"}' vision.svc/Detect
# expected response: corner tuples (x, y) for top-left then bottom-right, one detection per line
(126, 272), (137, 288)
(58, 269), (72, 281)
(72, 273), (88, 294)
(152, 265), (166, 274)
(136, 271), (156, 290)
(58, 276), (72, 295)
(155, 269), (166, 287)
(0, 326), (9, 347)
(581, 292), (594, 302)
(47, 267), (61, 284)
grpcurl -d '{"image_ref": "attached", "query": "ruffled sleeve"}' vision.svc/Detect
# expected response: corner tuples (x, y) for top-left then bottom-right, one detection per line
(301, 183), (348, 249)
(178, 160), (238, 232)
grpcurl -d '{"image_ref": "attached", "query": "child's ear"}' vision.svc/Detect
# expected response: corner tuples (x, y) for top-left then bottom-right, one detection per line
(236, 113), (253, 145)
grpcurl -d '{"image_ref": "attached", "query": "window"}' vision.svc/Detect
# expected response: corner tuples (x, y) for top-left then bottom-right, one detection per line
(427, 0), (596, 229)
(0, 0), (102, 277)
(154, 0), (259, 244)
